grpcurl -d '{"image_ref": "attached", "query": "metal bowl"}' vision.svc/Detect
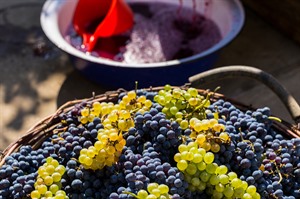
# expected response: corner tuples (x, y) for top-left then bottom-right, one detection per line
(40, 0), (245, 89)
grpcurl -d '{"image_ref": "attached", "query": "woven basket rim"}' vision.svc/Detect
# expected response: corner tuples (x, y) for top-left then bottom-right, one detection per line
(1, 86), (299, 166)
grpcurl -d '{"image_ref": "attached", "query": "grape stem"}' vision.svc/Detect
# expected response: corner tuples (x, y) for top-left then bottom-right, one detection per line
(268, 116), (282, 123)
(135, 81), (138, 93)
(123, 191), (139, 198)
(275, 163), (283, 183)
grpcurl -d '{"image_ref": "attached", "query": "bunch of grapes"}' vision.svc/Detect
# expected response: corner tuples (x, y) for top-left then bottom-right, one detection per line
(174, 141), (260, 198)
(154, 86), (230, 152)
(154, 86), (211, 125)
(78, 90), (152, 170)
(30, 157), (67, 199)
(208, 99), (300, 198)
(1, 85), (300, 199)
(130, 183), (174, 199)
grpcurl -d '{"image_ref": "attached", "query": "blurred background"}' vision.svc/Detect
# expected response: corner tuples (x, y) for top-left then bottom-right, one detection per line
(1, 0), (300, 150)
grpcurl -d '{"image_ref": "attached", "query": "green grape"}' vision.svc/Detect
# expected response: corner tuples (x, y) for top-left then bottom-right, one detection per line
(223, 186), (234, 197)
(187, 141), (198, 149)
(183, 92), (192, 100)
(186, 152), (194, 161)
(158, 184), (169, 194)
(55, 165), (66, 176)
(146, 194), (157, 199)
(215, 183), (225, 192)
(165, 93), (173, 102)
(147, 183), (158, 193)
(242, 193), (252, 199)
(151, 189), (160, 197)
(163, 83), (171, 92)
(159, 195), (167, 199)
(234, 187), (245, 198)
(203, 152), (214, 164)
(186, 163), (197, 175)
(45, 191), (53, 197)
(246, 185), (257, 195)
(127, 90), (136, 99)
(189, 147), (198, 155)
(197, 181), (206, 191)
(209, 174), (219, 185)
(81, 107), (89, 117)
(206, 163), (218, 174)
(170, 106), (179, 115)
(37, 184), (47, 195)
(174, 153), (181, 162)
(197, 148), (206, 156)
(44, 176), (54, 186)
(188, 98), (198, 106)
(218, 174), (229, 184)
(216, 165), (228, 175)
(200, 171), (211, 182)
(177, 160), (188, 171)
(227, 172), (238, 180)
(178, 144), (188, 153)
(176, 100), (186, 110)
(252, 192), (261, 199)
(205, 184), (214, 195)
(241, 181), (249, 190)
(175, 112), (183, 119)
(231, 178), (242, 188)
(191, 177), (201, 186)
(54, 193), (65, 199)
(197, 162), (207, 171)
(180, 151), (189, 160)
(180, 119), (189, 129)
(31, 190), (40, 198)
(137, 190), (149, 198)
(192, 153), (203, 163)
(187, 87), (198, 97)
(212, 190), (223, 199)
(172, 89), (182, 99)
(49, 184), (59, 194)
(219, 132), (230, 142)
(46, 165), (55, 175)
(52, 172), (62, 183)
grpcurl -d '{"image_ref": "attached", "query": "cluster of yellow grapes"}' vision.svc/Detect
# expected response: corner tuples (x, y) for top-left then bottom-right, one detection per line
(30, 157), (67, 199)
(78, 126), (127, 170)
(189, 118), (229, 153)
(79, 91), (152, 170)
(130, 183), (171, 199)
(174, 142), (260, 199)
(154, 86), (230, 153)
(154, 85), (212, 125)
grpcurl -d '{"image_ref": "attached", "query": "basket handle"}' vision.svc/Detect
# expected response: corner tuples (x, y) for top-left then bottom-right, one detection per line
(188, 65), (300, 125)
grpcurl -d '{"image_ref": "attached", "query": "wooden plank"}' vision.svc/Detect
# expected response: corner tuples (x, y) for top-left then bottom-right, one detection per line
(242, 0), (300, 44)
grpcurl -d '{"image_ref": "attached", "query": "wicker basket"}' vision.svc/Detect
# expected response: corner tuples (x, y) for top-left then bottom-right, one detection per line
(1, 65), (300, 167)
